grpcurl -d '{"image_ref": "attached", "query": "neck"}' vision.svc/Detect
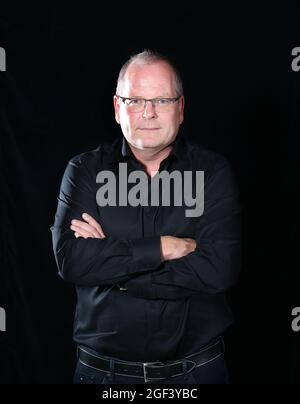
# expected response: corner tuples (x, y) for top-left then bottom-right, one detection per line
(127, 143), (174, 178)
(129, 144), (173, 166)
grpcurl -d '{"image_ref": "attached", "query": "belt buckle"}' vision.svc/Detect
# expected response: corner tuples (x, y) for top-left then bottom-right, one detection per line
(143, 361), (165, 383)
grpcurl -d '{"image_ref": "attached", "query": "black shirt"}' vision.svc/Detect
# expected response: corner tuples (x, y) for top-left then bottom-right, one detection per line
(50, 131), (241, 362)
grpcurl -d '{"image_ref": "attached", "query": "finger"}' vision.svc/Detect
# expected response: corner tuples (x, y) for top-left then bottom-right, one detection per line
(72, 224), (105, 239)
(71, 222), (98, 237)
(73, 218), (103, 238)
(70, 224), (99, 239)
(73, 228), (88, 239)
(71, 225), (93, 238)
(82, 213), (106, 238)
(71, 220), (102, 238)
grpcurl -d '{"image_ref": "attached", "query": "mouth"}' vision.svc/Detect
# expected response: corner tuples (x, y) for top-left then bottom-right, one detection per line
(138, 128), (160, 131)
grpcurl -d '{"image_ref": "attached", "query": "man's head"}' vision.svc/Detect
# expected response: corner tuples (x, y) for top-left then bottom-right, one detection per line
(114, 50), (185, 153)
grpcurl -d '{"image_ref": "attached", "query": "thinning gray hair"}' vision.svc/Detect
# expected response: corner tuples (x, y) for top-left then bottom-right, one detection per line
(116, 50), (184, 97)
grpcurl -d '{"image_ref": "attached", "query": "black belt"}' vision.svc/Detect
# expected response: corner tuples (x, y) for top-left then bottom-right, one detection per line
(78, 339), (224, 383)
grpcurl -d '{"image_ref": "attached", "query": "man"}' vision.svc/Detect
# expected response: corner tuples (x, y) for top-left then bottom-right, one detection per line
(51, 50), (241, 384)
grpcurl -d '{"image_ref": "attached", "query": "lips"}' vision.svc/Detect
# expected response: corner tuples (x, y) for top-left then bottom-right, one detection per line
(138, 128), (160, 130)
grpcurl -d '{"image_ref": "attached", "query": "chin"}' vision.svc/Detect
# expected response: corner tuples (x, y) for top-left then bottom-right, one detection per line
(134, 137), (160, 149)
(141, 140), (162, 149)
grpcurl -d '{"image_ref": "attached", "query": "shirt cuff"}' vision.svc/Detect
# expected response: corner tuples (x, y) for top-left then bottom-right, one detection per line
(129, 236), (162, 269)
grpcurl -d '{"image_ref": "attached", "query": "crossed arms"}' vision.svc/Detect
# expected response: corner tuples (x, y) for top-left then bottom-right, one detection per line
(51, 156), (241, 300)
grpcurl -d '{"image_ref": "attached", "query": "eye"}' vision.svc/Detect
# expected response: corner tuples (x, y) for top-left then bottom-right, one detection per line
(156, 98), (170, 105)
(128, 99), (143, 106)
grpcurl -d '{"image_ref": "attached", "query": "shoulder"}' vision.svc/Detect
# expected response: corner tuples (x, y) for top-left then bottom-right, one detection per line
(68, 145), (102, 169)
(60, 140), (117, 185)
(182, 139), (240, 200)
(183, 137), (233, 177)
(67, 137), (121, 171)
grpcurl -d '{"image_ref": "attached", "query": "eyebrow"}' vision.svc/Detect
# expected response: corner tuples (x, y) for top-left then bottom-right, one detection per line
(127, 95), (173, 99)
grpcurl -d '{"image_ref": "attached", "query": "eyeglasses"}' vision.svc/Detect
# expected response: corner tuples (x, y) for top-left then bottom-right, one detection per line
(116, 95), (181, 113)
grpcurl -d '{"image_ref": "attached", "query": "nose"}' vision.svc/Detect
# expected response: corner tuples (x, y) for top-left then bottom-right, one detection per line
(142, 100), (157, 119)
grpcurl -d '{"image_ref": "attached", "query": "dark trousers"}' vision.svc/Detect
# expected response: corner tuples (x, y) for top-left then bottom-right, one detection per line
(73, 352), (230, 384)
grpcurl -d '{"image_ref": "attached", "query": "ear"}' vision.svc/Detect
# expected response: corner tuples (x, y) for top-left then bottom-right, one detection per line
(179, 95), (185, 124)
(113, 95), (120, 124)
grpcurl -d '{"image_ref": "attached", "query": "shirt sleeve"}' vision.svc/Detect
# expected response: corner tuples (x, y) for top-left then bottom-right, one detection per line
(121, 160), (242, 299)
(50, 156), (162, 287)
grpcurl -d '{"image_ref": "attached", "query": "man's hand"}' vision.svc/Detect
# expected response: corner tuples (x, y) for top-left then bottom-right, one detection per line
(70, 215), (196, 262)
(160, 236), (197, 261)
(70, 213), (106, 239)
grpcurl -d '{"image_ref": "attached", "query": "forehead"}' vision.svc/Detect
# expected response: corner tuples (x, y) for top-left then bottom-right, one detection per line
(121, 61), (176, 96)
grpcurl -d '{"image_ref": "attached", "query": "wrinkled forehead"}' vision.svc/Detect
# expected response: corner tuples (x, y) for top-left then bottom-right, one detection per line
(120, 61), (177, 97)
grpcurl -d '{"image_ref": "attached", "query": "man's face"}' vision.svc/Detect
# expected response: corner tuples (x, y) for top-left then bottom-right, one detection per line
(114, 61), (184, 152)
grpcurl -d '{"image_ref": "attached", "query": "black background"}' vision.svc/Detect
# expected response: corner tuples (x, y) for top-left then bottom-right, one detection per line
(0, 3), (299, 384)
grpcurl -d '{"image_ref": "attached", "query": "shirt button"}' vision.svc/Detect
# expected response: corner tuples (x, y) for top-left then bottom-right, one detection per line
(144, 206), (153, 214)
